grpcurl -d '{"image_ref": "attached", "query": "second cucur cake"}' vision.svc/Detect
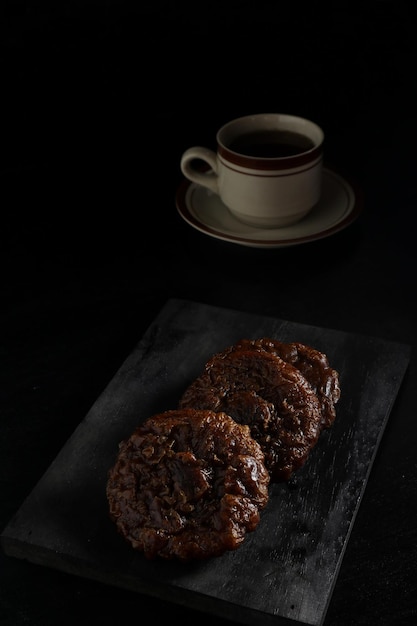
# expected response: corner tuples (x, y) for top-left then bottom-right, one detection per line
(179, 338), (340, 482)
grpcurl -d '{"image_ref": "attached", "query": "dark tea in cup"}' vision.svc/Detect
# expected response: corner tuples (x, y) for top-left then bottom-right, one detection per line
(228, 129), (315, 158)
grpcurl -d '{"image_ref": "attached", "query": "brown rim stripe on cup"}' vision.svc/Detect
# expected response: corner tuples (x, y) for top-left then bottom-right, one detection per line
(220, 157), (323, 178)
(218, 144), (323, 171)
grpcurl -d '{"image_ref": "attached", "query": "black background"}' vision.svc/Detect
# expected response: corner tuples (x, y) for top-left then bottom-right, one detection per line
(1, 2), (417, 625)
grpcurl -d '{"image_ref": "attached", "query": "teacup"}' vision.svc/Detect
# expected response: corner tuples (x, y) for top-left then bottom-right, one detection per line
(180, 113), (324, 228)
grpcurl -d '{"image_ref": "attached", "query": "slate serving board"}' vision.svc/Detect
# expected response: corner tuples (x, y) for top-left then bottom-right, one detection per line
(1, 298), (411, 626)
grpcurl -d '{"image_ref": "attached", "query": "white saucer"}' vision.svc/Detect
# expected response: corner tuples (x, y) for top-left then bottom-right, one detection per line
(176, 168), (361, 248)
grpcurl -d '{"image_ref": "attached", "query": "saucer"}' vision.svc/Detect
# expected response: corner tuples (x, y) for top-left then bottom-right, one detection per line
(176, 168), (361, 248)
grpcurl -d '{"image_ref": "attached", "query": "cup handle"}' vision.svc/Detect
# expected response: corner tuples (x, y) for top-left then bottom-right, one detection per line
(180, 147), (219, 194)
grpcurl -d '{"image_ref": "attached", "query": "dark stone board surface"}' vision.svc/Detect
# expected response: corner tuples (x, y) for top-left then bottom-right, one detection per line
(1, 298), (411, 626)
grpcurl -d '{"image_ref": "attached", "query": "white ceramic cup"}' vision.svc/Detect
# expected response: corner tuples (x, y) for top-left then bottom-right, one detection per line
(180, 113), (324, 228)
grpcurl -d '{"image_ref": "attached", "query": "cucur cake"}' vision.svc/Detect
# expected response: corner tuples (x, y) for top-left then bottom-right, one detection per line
(179, 345), (327, 482)
(106, 408), (270, 560)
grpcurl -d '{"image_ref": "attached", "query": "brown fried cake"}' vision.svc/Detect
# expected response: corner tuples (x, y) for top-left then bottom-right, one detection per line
(106, 408), (270, 561)
(179, 347), (324, 482)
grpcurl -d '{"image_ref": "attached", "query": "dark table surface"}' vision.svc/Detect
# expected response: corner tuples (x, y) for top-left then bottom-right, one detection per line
(1, 3), (416, 625)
